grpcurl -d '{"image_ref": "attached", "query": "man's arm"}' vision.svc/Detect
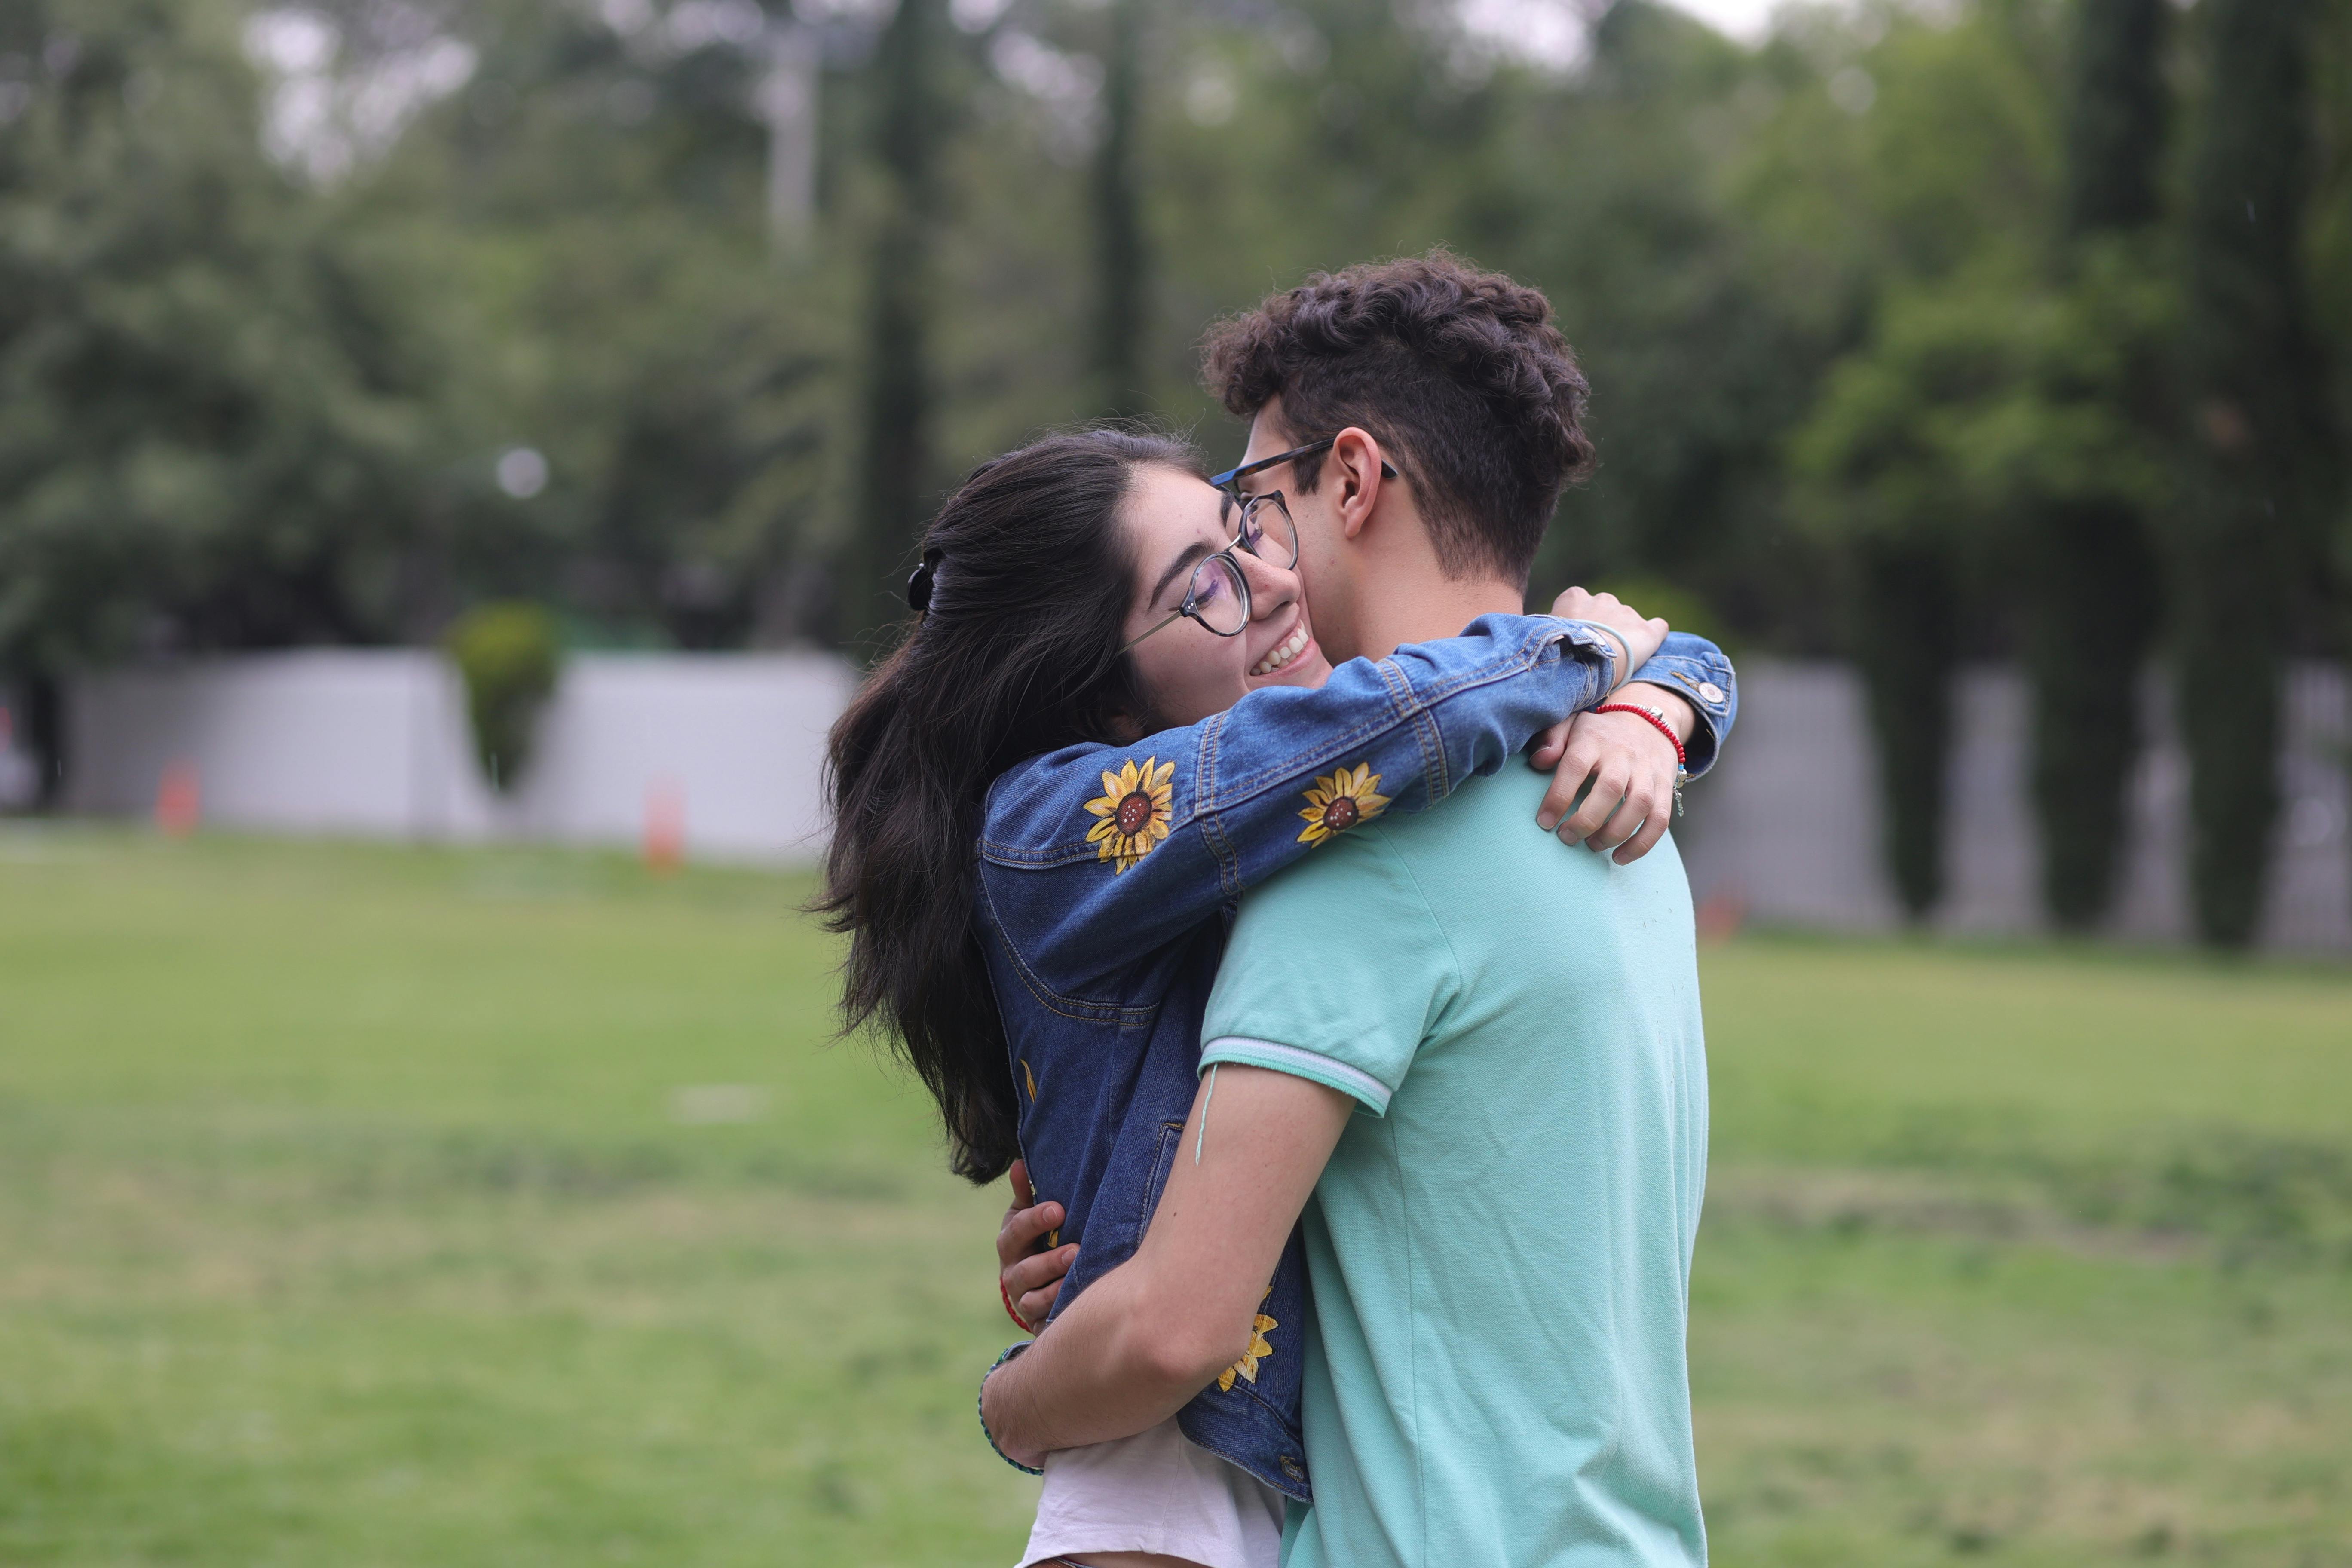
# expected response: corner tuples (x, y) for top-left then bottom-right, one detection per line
(980, 1065), (1353, 1468)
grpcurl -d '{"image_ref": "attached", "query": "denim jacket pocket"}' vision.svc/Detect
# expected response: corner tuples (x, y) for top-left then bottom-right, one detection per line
(1136, 1120), (1187, 1243)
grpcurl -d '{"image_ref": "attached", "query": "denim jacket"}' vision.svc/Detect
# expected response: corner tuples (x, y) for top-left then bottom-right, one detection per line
(974, 617), (1738, 1501)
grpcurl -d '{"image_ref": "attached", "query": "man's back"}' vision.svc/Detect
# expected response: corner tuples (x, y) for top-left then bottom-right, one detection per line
(1200, 763), (1708, 1568)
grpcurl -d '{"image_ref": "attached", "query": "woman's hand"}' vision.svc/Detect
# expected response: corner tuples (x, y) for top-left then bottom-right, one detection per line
(997, 1159), (1076, 1331)
(1527, 683), (1695, 864)
(1550, 586), (1666, 684)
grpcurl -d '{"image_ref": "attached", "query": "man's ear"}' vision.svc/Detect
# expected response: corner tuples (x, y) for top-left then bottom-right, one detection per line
(1326, 427), (1387, 543)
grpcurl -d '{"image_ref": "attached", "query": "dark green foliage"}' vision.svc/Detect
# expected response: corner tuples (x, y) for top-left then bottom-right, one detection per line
(1853, 541), (1959, 919)
(2171, 540), (2282, 946)
(2173, 0), (2335, 946)
(1090, 0), (1148, 421)
(848, 0), (950, 655)
(444, 603), (561, 793)
(0, 0), (451, 677)
(2024, 500), (2159, 926)
(2062, 0), (2166, 236)
(2024, 0), (2169, 930)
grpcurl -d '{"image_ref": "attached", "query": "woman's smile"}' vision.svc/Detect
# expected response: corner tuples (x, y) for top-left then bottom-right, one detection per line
(1249, 614), (1316, 680)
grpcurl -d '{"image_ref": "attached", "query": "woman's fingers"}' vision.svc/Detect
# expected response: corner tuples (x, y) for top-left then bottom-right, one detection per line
(1585, 770), (1661, 854)
(1559, 765), (1632, 846)
(1612, 795), (1674, 864)
(1528, 717), (1574, 771)
(1537, 709), (1683, 856)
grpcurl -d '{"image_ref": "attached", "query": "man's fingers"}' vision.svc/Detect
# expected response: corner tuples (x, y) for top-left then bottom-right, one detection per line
(1003, 1242), (1077, 1302)
(1015, 1278), (1063, 1323)
(995, 1198), (1064, 1268)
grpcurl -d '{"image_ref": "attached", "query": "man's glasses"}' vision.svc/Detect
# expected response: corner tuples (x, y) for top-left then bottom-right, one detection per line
(1208, 435), (1398, 495)
(1122, 492), (1299, 651)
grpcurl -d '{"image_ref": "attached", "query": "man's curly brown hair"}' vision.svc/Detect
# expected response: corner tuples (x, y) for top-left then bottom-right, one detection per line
(1200, 250), (1595, 586)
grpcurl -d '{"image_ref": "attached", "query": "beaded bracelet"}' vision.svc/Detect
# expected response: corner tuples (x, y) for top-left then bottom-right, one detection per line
(1592, 703), (1689, 817)
(978, 1342), (1044, 1476)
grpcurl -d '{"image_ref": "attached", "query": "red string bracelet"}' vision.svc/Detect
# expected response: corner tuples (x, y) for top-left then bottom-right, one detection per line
(1001, 1275), (1038, 1335)
(1592, 704), (1686, 770)
(1592, 703), (1689, 816)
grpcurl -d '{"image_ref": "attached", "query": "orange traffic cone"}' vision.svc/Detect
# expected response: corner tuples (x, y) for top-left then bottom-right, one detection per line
(643, 780), (685, 873)
(156, 760), (201, 837)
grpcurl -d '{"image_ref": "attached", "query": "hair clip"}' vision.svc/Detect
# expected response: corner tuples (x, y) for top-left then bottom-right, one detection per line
(906, 548), (944, 613)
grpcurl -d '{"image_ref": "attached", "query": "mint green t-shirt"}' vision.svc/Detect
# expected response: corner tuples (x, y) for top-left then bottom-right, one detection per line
(1199, 765), (1709, 1568)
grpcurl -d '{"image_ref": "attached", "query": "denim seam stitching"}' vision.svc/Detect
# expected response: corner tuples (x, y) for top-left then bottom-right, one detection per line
(977, 879), (1155, 1024)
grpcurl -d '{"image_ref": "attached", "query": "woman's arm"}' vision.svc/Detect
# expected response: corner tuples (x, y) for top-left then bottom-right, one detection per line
(981, 615), (1737, 995)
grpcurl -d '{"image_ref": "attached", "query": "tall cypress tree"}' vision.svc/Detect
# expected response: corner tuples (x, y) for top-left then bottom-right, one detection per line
(1855, 539), (1960, 921)
(848, 0), (949, 654)
(2173, 0), (2331, 945)
(1090, 0), (1148, 421)
(2026, 0), (2168, 930)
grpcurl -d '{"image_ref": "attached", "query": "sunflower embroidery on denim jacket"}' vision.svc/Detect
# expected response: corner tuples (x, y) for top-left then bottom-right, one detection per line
(1084, 757), (1176, 873)
(1297, 763), (1392, 845)
(1217, 1286), (1278, 1392)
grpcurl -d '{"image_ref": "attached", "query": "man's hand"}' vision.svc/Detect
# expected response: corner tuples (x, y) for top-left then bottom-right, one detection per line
(996, 1160), (1076, 1331)
(980, 1067), (1352, 1469)
(1528, 682), (1695, 863)
(1550, 586), (1666, 684)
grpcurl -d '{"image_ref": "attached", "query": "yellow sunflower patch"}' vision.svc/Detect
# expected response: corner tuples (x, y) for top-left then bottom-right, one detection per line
(1218, 1289), (1279, 1392)
(1297, 763), (1392, 845)
(1083, 757), (1176, 873)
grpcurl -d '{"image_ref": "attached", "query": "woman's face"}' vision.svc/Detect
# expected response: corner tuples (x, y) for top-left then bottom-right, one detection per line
(1118, 462), (1333, 729)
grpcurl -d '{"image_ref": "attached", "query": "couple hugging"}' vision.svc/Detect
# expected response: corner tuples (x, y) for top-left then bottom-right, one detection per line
(824, 252), (1736, 1568)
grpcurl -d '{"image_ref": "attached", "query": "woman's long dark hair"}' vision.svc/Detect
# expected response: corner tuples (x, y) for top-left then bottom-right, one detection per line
(818, 430), (1201, 1182)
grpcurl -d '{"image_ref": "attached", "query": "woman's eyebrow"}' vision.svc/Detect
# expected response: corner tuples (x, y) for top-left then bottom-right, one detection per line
(1148, 541), (1212, 610)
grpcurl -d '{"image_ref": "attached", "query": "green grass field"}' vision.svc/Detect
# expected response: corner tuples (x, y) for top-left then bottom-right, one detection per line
(3, 827), (2348, 1566)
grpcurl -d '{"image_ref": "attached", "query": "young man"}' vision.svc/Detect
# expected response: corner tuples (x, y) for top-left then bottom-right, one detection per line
(983, 254), (1713, 1565)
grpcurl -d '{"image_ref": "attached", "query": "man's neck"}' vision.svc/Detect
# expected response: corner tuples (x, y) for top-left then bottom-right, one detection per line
(1353, 576), (1525, 660)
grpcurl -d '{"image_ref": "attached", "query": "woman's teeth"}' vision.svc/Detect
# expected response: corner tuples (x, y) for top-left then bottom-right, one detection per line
(1251, 622), (1311, 677)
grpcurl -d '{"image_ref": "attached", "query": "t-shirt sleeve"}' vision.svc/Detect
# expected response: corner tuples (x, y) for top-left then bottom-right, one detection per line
(1197, 826), (1453, 1116)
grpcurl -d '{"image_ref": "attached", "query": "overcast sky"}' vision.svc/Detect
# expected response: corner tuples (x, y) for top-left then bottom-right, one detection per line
(1657, 0), (1785, 42)
(1457, 0), (1805, 70)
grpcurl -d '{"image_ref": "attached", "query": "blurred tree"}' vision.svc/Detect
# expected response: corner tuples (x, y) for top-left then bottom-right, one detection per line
(847, 0), (950, 655)
(2171, 0), (2337, 946)
(1791, 275), (2021, 919)
(1090, 0), (1147, 420)
(2024, 0), (2169, 930)
(339, 0), (837, 648)
(444, 600), (561, 792)
(0, 0), (456, 796)
(1776, 3), (2065, 919)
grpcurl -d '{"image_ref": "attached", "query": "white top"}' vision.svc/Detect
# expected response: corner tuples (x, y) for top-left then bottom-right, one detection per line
(1019, 1417), (1286, 1568)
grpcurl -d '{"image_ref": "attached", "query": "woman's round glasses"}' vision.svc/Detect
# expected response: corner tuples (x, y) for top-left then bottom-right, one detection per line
(1122, 492), (1299, 651)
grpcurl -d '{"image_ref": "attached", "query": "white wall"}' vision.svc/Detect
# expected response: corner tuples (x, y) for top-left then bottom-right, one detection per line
(60, 649), (2351, 949)
(66, 649), (858, 864)
(1676, 659), (2351, 953)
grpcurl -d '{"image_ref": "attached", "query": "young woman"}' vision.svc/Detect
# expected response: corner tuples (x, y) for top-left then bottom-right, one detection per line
(821, 429), (1736, 1568)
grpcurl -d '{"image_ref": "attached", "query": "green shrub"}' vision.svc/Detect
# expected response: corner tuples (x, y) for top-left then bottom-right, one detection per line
(444, 603), (563, 793)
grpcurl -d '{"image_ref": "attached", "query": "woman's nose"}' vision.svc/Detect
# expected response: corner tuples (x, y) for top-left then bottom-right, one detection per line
(1235, 548), (1297, 620)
